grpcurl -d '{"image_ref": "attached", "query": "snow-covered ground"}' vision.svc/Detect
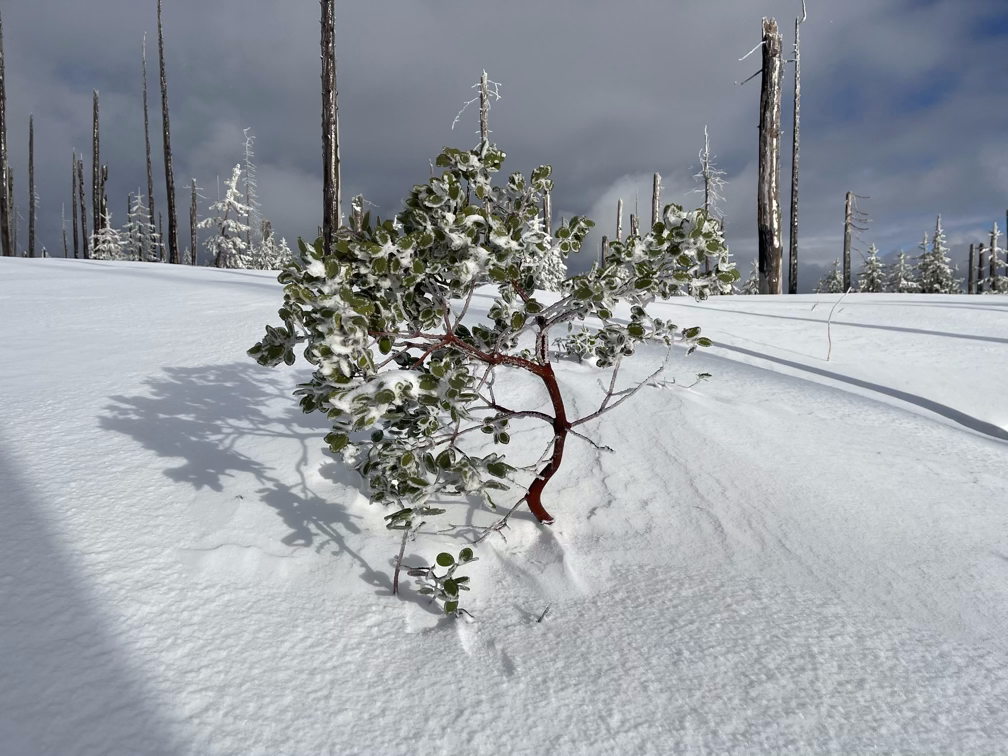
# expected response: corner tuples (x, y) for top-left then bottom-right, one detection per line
(2, 257), (1006, 755)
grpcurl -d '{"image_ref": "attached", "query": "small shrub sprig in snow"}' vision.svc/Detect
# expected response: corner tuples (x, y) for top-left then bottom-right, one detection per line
(250, 139), (737, 616)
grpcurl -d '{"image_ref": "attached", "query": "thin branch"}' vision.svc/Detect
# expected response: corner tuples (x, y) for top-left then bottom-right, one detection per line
(735, 69), (763, 86)
(739, 40), (765, 61)
(826, 287), (853, 361)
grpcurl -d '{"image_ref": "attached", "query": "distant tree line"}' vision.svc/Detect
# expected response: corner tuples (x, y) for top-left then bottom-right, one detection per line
(0, 4), (293, 270)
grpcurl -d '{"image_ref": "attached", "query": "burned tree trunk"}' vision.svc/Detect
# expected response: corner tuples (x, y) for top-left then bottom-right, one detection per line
(142, 34), (156, 247)
(320, 0), (341, 254)
(157, 0), (179, 264)
(787, 9), (804, 294)
(616, 198), (623, 242)
(62, 204), (68, 258)
(991, 224), (1000, 292)
(77, 158), (88, 258)
(28, 114), (34, 258)
(757, 17), (784, 295)
(978, 243), (986, 294)
(968, 243), (976, 294)
(843, 191), (853, 291)
(100, 164), (108, 227)
(92, 90), (100, 239)
(0, 10), (10, 257)
(71, 151), (79, 258)
(479, 70), (489, 143)
(190, 178), (197, 265)
(543, 188), (552, 237)
(600, 235), (609, 267)
(651, 172), (661, 230)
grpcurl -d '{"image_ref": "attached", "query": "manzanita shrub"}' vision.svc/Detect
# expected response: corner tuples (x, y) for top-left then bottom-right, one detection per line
(249, 139), (738, 616)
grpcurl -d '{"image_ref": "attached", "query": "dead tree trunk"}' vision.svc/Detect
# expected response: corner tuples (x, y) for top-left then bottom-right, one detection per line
(543, 188), (552, 237)
(321, 0), (341, 254)
(28, 114), (34, 258)
(479, 70), (489, 143)
(616, 198), (623, 242)
(787, 10), (804, 294)
(600, 234), (609, 267)
(0, 10), (11, 258)
(71, 151), (79, 258)
(757, 17), (784, 295)
(92, 90), (100, 239)
(77, 158), (87, 258)
(968, 243), (976, 294)
(991, 224), (1000, 291)
(842, 191), (853, 291)
(157, 0), (179, 264)
(651, 172), (661, 230)
(100, 164), (108, 227)
(190, 179), (197, 265)
(978, 243), (986, 294)
(142, 33), (156, 247)
(62, 204), (68, 258)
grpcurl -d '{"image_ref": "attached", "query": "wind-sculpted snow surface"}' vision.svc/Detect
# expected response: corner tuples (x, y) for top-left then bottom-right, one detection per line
(1, 258), (1006, 755)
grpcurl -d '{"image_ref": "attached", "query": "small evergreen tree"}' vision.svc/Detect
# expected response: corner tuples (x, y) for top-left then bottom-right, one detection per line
(887, 249), (918, 293)
(917, 217), (960, 293)
(857, 243), (886, 292)
(250, 140), (737, 616)
(126, 190), (159, 262)
(815, 258), (844, 293)
(198, 163), (250, 268)
(90, 210), (128, 260)
(738, 259), (760, 294)
(987, 222), (1007, 294)
(245, 220), (294, 270)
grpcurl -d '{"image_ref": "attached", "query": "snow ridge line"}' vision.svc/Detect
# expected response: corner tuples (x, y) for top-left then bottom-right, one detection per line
(711, 342), (1008, 443)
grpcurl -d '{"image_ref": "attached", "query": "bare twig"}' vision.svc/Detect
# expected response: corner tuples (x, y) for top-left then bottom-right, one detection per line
(826, 287), (852, 361)
(739, 40), (765, 61)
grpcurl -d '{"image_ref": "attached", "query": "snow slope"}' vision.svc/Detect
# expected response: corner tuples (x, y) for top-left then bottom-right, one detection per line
(1, 257), (1006, 755)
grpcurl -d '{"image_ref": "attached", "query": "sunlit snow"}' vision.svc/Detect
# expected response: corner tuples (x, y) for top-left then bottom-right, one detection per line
(1, 258), (1006, 755)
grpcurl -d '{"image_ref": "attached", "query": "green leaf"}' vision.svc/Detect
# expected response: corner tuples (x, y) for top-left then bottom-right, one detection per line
(444, 600), (459, 615)
(325, 432), (349, 452)
(459, 547), (474, 562)
(696, 337), (713, 348)
(443, 578), (459, 596)
(436, 552), (455, 567)
(378, 336), (393, 354)
(486, 461), (508, 478)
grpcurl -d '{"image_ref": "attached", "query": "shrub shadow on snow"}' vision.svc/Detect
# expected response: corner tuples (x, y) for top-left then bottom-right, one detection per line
(98, 361), (392, 595)
(0, 440), (183, 755)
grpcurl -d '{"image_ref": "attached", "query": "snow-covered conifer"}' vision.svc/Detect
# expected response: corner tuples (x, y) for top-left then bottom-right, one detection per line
(242, 128), (262, 252)
(887, 250), (918, 293)
(738, 259), (759, 294)
(528, 215), (566, 292)
(198, 163), (250, 268)
(857, 243), (886, 293)
(815, 258), (844, 293)
(245, 220), (294, 270)
(126, 190), (159, 262)
(917, 217), (960, 293)
(90, 211), (128, 260)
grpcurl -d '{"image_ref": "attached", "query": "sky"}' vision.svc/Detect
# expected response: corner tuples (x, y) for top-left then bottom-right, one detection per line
(3, 0), (1008, 290)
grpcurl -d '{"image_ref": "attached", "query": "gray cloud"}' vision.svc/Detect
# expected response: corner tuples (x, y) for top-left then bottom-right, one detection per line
(3, 0), (1006, 289)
